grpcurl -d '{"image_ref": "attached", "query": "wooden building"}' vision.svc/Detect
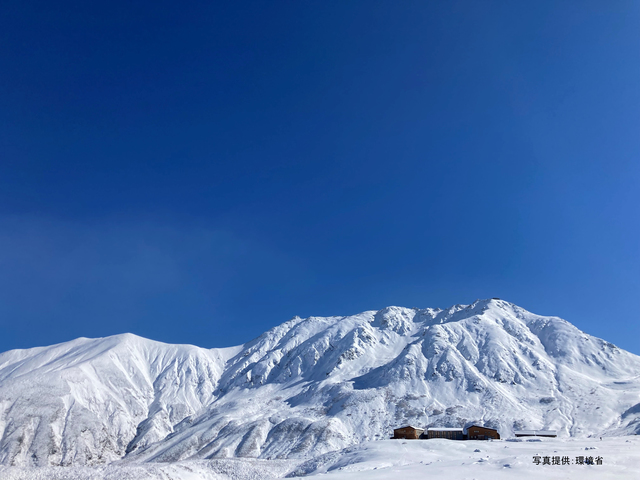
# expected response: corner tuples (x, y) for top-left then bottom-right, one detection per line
(514, 430), (557, 438)
(393, 425), (424, 439)
(426, 428), (464, 440)
(466, 425), (500, 440)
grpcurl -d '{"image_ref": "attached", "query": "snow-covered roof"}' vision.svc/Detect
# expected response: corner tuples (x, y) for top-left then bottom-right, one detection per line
(514, 430), (557, 436)
(395, 425), (424, 430)
(428, 427), (464, 432)
(468, 425), (498, 430)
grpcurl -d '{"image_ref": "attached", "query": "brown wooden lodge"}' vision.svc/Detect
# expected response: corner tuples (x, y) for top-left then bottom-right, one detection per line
(392, 425), (424, 439)
(466, 425), (500, 440)
(392, 424), (500, 440)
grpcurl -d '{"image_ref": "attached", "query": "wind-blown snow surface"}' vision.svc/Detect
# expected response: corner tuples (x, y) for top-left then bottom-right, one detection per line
(1, 299), (639, 470)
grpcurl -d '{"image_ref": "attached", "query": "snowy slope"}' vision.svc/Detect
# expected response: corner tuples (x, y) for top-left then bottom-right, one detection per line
(0, 335), (238, 466)
(1, 299), (639, 468)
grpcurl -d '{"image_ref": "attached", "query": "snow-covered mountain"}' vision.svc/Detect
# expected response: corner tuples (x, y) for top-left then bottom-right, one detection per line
(1, 299), (639, 468)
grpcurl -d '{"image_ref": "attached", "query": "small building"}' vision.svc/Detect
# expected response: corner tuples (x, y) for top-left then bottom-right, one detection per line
(393, 425), (424, 439)
(466, 425), (500, 440)
(427, 428), (465, 440)
(514, 430), (557, 438)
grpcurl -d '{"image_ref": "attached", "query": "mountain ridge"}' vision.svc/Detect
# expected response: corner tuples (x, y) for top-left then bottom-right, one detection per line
(1, 299), (639, 467)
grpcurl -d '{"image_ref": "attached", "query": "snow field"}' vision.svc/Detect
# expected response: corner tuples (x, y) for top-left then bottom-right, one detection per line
(288, 436), (640, 480)
(0, 437), (637, 480)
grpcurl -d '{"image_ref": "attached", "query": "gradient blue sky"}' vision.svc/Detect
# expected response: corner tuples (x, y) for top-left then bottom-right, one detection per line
(1, 1), (639, 355)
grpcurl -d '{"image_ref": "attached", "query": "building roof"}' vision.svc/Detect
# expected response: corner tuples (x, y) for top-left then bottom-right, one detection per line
(427, 427), (464, 432)
(395, 425), (423, 431)
(514, 430), (557, 436)
(468, 425), (498, 431)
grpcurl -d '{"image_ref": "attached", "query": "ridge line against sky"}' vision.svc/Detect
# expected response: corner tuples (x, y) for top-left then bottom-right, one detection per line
(0, 1), (638, 355)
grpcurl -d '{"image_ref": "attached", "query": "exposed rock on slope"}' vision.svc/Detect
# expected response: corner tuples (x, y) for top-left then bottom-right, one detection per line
(1, 299), (639, 467)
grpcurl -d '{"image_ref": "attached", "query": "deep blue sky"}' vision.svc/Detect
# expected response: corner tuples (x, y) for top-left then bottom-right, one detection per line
(1, 1), (639, 355)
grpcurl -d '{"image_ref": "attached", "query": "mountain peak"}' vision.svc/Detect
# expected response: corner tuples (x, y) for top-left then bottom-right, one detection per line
(1, 300), (639, 467)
